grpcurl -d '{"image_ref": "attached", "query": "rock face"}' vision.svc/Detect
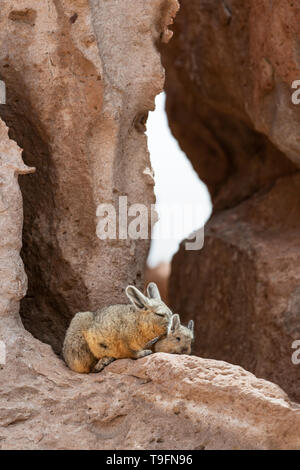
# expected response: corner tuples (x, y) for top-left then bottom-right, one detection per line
(0, 0), (178, 353)
(1, 326), (300, 450)
(163, 0), (300, 400)
(1, 0), (300, 451)
(144, 262), (170, 303)
(171, 174), (300, 401)
(0, 119), (34, 318)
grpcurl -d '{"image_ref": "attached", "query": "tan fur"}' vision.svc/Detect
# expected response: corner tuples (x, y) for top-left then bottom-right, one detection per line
(63, 311), (97, 373)
(63, 283), (173, 373)
(153, 314), (194, 355)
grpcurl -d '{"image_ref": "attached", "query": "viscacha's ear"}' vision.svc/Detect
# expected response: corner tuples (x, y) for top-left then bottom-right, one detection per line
(188, 319), (194, 336)
(126, 285), (150, 309)
(146, 282), (161, 300)
(171, 314), (181, 332)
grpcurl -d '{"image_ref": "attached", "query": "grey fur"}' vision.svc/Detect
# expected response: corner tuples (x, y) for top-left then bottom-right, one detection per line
(153, 314), (195, 355)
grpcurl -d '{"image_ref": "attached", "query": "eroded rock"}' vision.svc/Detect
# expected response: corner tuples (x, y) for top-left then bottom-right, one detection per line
(0, 114), (299, 449)
(1, 328), (300, 449)
(170, 174), (300, 401)
(161, 0), (300, 211)
(163, 0), (300, 401)
(0, 0), (178, 352)
(0, 118), (33, 318)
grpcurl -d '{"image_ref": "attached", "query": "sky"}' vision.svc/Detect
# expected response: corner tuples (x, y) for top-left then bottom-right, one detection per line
(146, 92), (212, 267)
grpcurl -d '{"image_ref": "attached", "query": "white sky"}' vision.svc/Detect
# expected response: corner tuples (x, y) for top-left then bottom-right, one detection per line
(146, 92), (212, 267)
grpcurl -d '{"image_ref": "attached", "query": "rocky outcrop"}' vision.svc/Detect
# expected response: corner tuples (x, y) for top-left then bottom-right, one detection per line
(1, 112), (299, 451)
(162, 0), (300, 211)
(0, 0), (178, 353)
(0, 119), (34, 318)
(171, 174), (300, 401)
(1, 327), (300, 450)
(163, 0), (300, 400)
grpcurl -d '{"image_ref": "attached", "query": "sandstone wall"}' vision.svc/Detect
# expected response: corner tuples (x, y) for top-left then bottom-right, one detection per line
(163, 0), (300, 401)
(0, 0), (178, 352)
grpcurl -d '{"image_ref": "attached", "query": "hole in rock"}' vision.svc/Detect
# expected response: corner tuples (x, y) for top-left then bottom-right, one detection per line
(145, 92), (212, 302)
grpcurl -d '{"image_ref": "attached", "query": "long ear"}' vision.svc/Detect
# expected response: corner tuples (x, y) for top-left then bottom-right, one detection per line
(126, 285), (150, 309)
(188, 320), (194, 335)
(171, 314), (181, 332)
(147, 282), (161, 300)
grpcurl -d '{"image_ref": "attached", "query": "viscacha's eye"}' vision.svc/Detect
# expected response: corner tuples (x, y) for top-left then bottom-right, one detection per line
(176, 337), (181, 342)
